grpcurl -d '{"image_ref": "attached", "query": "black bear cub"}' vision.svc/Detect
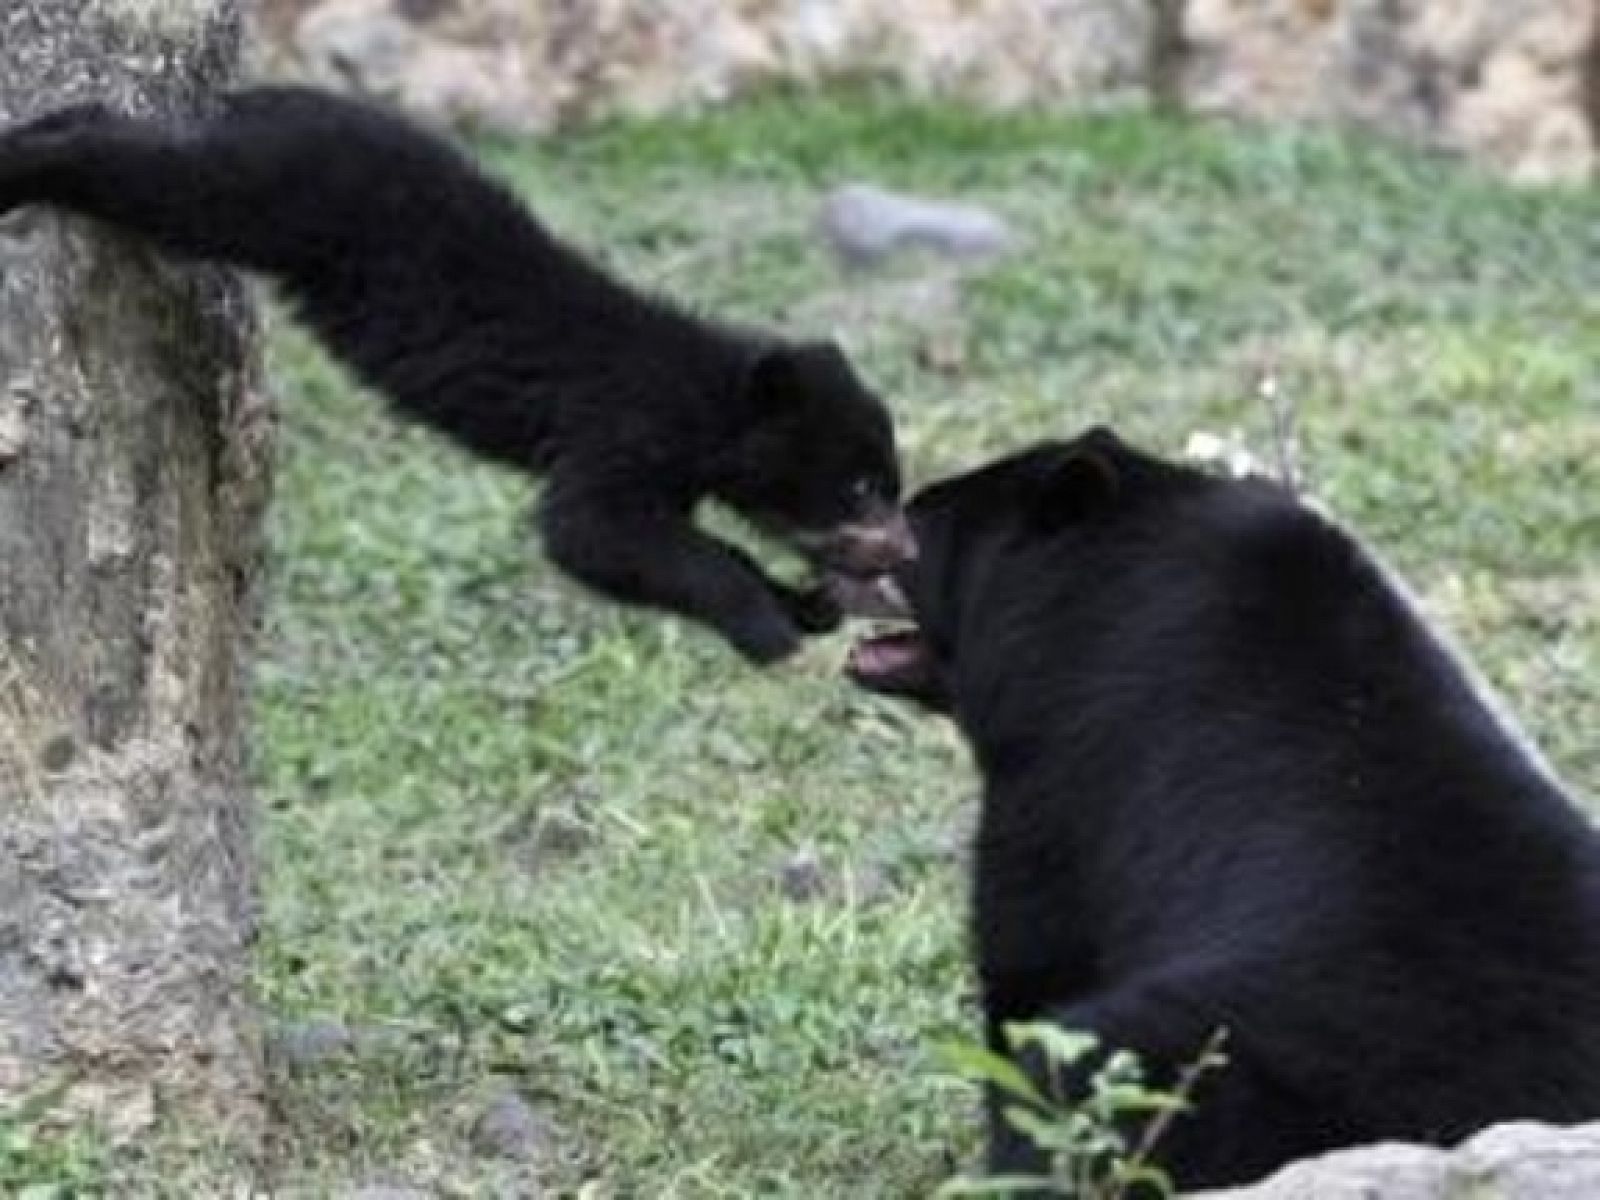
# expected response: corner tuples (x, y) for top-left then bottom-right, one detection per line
(0, 88), (911, 663)
(850, 429), (1600, 1191)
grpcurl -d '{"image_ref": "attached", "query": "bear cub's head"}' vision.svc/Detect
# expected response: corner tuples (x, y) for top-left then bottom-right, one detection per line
(847, 426), (1255, 710)
(717, 341), (912, 579)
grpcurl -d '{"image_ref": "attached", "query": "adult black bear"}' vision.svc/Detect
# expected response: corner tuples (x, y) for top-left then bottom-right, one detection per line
(0, 88), (911, 664)
(849, 429), (1600, 1191)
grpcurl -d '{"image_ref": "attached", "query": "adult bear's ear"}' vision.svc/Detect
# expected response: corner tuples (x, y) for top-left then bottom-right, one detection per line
(1029, 436), (1121, 533)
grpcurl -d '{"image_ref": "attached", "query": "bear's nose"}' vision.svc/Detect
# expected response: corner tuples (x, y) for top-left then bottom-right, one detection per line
(837, 510), (917, 574)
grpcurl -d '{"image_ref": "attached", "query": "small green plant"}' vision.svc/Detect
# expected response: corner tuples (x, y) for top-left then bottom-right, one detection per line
(0, 1089), (110, 1199)
(938, 1023), (1228, 1198)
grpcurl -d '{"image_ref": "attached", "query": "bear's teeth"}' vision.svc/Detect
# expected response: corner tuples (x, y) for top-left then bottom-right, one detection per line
(875, 576), (908, 613)
(826, 572), (912, 620)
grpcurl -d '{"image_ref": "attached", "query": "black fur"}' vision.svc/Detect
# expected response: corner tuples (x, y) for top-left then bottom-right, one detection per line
(852, 430), (1600, 1191)
(0, 88), (910, 663)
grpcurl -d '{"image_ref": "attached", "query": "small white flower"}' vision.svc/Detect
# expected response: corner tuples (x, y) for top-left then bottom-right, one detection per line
(1182, 429), (1263, 479)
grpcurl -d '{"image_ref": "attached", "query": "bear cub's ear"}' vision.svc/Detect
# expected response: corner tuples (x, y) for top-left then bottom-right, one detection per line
(745, 341), (856, 413)
(1029, 430), (1124, 533)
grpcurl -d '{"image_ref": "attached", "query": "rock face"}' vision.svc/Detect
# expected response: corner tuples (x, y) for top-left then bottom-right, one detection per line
(255, 0), (1599, 182)
(285, 0), (547, 133)
(1186, 0), (1599, 184)
(1195, 1122), (1600, 1200)
(264, 0), (1149, 134)
(0, 0), (269, 1138)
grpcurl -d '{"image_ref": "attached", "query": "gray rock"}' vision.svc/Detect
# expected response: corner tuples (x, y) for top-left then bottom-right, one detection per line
(820, 184), (1014, 270)
(1195, 1143), (1450, 1199)
(1459, 1122), (1600, 1197)
(471, 1088), (552, 1163)
(776, 851), (898, 906)
(267, 1017), (355, 1068)
(778, 849), (829, 903)
(504, 804), (595, 878)
(1193, 1121), (1600, 1200)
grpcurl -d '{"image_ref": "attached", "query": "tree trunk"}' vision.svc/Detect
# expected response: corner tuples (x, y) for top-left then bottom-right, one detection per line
(0, 1), (269, 1139)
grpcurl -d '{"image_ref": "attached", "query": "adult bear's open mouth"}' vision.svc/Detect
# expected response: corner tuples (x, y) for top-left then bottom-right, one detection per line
(846, 627), (936, 691)
(826, 572), (947, 706)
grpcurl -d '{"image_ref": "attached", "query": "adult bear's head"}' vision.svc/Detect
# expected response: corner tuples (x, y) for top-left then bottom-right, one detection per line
(846, 427), (1283, 713)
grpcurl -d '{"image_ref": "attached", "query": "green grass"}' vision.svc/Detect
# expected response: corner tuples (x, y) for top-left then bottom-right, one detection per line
(134, 94), (1600, 1193)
